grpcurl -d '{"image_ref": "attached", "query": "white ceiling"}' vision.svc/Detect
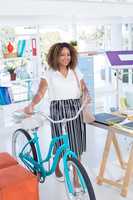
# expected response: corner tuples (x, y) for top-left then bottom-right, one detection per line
(1, 0), (133, 25)
(31, 0), (133, 3)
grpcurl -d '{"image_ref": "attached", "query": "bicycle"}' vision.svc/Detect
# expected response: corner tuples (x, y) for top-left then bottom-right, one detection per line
(12, 104), (96, 200)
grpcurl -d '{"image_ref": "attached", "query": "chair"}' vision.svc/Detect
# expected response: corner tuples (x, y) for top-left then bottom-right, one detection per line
(0, 152), (39, 200)
(0, 152), (18, 169)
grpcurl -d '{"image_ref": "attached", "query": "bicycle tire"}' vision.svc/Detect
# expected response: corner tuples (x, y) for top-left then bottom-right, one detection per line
(64, 157), (96, 200)
(12, 128), (38, 175)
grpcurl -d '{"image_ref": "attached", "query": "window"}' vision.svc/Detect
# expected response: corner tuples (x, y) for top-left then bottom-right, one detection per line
(121, 24), (133, 85)
(39, 25), (74, 64)
(77, 24), (106, 51)
(122, 69), (129, 83)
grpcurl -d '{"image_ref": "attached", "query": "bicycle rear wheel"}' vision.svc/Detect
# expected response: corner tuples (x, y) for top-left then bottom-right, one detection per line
(64, 157), (96, 200)
(12, 128), (38, 175)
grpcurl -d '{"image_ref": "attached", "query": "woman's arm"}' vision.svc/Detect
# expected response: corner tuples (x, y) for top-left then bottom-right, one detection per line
(80, 79), (88, 93)
(80, 79), (91, 103)
(24, 79), (48, 114)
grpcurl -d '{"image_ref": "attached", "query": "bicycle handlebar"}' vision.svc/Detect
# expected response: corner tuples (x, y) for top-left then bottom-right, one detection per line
(13, 100), (87, 125)
(35, 103), (85, 124)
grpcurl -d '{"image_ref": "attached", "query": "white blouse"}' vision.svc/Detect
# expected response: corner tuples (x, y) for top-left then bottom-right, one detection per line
(41, 68), (83, 101)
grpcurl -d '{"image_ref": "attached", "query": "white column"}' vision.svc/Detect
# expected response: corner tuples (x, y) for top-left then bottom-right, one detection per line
(104, 25), (110, 50)
(110, 24), (122, 110)
(128, 24), (133, 87)
(71, 18), (77, 41)
(128, 24), (132, 50)
(110, 24), (122, 50)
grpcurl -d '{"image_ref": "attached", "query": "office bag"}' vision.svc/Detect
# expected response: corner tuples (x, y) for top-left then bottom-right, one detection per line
(73, 70), (95, 124)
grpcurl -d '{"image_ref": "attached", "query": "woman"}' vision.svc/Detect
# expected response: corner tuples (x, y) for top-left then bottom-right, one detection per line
(24, 42), (90, 182)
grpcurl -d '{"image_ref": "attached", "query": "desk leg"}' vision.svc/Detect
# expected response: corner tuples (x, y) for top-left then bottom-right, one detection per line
(96, 129), (113, 184)
(121, 145), (133, 197)
(112, 133), (124, 169)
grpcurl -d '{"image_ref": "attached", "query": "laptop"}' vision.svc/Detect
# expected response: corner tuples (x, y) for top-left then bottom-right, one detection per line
(94, 113), (126, 126)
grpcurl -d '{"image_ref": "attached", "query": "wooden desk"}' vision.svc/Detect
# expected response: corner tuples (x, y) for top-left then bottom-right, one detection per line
(92, 121), (133, 197)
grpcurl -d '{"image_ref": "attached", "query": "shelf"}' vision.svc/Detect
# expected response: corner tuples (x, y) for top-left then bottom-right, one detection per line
(0, 79), (35, 104)
(0, 57), (24, 62)
(0, 78), (35, 87)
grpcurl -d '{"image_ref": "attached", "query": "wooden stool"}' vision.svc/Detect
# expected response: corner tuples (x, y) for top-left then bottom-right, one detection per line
(0, 164), (39, 200)
(0, 152), (18, 169)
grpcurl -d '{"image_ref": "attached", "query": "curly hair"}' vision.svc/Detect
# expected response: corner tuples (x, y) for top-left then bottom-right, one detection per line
(46, 42), (78, 70)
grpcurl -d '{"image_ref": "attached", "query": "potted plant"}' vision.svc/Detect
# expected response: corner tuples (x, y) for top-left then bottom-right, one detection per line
(7, 66), (16, 81)
(4, 57), (29, 81)
(5, 61), (18, 81)
(70, 40), (78, 50)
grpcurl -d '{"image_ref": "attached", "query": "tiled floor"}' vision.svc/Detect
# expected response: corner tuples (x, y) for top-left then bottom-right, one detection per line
(1, 110), (133, 200)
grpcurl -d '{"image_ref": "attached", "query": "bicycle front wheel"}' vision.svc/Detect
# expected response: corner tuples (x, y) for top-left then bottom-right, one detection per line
(12, 128), (38, 174)
(64, 157), (96, 200)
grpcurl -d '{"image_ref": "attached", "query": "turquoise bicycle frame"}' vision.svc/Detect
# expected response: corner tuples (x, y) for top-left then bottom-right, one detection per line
(19, 128), (85, 195)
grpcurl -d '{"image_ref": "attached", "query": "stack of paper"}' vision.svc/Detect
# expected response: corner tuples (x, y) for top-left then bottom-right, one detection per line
(120, 109), (133, 120)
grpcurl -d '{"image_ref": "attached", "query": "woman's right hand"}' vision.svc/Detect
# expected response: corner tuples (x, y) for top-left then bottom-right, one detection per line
(23, 79), (47, 115)
(24, 104), (34, 114)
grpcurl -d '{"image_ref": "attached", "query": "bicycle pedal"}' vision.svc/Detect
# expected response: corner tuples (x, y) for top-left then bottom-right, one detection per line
(37, 173), (45, 183)
(39, 177), (45, 183)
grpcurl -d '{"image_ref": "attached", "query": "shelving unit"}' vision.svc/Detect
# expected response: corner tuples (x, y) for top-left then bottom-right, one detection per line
(0, 57), (39, 104)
